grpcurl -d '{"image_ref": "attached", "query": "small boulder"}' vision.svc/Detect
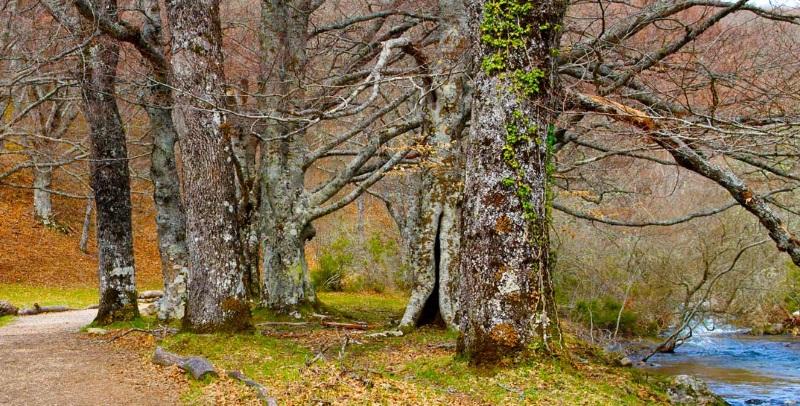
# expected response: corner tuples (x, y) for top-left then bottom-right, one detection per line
(667, 375), (727, 405)
(617, 356), (633, 367)
(140, 302), (158, 317)
(86, 327), (108, 335)
(0, 300), (18, 317)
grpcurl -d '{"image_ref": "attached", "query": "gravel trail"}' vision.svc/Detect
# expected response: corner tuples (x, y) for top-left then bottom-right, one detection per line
(0, 310), (182, 406)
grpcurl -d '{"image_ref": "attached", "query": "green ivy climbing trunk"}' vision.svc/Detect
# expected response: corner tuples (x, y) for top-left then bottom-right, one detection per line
(457, 0), (567, 363)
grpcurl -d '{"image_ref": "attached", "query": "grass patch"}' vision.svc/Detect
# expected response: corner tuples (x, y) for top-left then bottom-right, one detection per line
(0, 283), (98, 308)
(317, 291), (406, 324)
(82, 315), (162, 331)
(0, 315), (15, 328)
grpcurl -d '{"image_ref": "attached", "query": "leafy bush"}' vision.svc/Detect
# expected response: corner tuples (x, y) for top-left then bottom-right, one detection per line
(311, 236), (354, 291)
(311, 230), (406, 293)
(572, 297), (639, 336)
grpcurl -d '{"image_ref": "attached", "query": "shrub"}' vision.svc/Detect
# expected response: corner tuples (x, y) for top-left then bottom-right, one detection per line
(572, 297), (639, 336)
(311, 236), (354, 291)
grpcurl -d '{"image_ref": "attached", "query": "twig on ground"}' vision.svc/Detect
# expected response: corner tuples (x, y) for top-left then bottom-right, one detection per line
(256, 321), (309, 327)
(365, 330), (403, 338)
(321, 321), (369, 330)
(105, 326), (178, 342)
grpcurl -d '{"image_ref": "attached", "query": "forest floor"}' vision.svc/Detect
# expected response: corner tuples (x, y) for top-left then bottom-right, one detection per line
(0, 288), (672, 405)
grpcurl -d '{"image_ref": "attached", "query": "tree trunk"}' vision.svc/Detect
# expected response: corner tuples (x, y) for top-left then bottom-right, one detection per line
(399, 0), (470, 331)
(261, 207), (316, 310)
(165, 0), (251, 332)
(137, 0), (190, 322)
(258, 0), (316, 311)
(32, 163), (53, 225)
(456, 0), (566, 363)
(147, 85), (189, 321)
(78, 0), (139, 325)
(400, 170), (463, 329)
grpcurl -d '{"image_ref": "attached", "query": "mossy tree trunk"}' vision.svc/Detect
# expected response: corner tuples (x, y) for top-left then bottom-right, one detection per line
(78, 0), (139, 325)
(165, 0), (251, 332)
(399, 0), (471, 331)
(258, 0), (317, 311)
(456, 0), (566, 363)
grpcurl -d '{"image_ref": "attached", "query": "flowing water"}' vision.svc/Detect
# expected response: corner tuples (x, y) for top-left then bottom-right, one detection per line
(644, 325), (800, 405)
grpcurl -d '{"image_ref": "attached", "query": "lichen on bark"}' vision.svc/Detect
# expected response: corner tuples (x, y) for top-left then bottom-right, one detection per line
(456, 0), (566, 363)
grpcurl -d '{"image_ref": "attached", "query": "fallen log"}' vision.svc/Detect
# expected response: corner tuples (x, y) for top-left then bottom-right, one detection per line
(138, 290), (164, 300)
(320, 321), (368, 330)
(17, 304), (73, 316)
(227, 370), (278, 406)
(365, 330), (403, 338)
(152, 346), (217, 380)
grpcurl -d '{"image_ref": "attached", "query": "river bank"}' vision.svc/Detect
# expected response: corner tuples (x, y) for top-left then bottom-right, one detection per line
(640, 332), (800, 405)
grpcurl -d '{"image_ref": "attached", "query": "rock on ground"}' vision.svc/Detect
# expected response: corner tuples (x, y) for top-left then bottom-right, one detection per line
(667, 375), (728, 405)
(0, 300), (18, 316)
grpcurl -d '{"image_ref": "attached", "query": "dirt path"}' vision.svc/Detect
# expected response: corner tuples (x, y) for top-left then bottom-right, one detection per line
(0, 310), (183, 406)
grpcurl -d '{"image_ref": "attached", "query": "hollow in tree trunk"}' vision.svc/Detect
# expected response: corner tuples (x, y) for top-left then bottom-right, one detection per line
(400, 0), (470, 331)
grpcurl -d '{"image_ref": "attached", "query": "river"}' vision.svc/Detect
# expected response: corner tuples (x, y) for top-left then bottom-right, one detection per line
(644, 329), (800, 405)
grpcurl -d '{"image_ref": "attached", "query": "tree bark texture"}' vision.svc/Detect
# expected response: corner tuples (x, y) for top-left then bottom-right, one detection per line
(456, 0), (566, 362)
(165, 0), (250, 332)
(138, 0), (190, 322)
(258, 0), (316, 311)
(400, 0), (471, 331)
(32, 164), (53, 224)
(78, 0), (139, 325)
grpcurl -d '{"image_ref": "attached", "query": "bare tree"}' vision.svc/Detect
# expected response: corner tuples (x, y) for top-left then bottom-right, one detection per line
(555, 0), (800, 267)
(72, 0), (191, 321)
(41, 0), (142, 324)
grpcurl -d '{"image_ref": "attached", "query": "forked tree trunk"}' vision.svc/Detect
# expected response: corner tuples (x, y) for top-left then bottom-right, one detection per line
(165, 0), (251, 332)
(78, 0), (139, 324)
(399, 0), (470, 331)
(258, 0), (316, 311)
(457, 0), (566, 363)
